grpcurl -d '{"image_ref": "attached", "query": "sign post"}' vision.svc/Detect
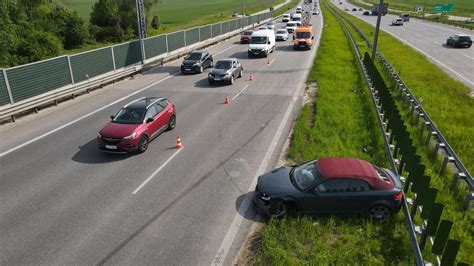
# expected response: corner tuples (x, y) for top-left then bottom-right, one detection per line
(136, 0), (147, 64)
(372, 0), (386, 61)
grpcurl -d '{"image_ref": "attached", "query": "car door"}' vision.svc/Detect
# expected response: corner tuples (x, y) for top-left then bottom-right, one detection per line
(144, 105), (160, 137)
(151, 102), (168, 136)
(300, 179), (352, 213)
(203, 52), (210, 68)
(231, 61), (238, 76)
(336, 179), (373, 213)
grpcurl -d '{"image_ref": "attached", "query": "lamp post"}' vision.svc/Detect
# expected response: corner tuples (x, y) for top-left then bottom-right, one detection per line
(136, 0), (147, 64)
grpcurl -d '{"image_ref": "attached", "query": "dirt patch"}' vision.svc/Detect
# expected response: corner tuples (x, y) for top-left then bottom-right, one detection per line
(232, 216), (265, 266)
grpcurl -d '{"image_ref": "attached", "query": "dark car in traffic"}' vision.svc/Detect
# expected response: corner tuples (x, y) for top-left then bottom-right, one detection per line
(240, 30), (253, 44)
(363, 10), (370, 15)
(98, 97), (176, 153)
(208, 58), (243, 85)
(181, 50), (213, 74)
(446, 34), (472, 48)
(253, 158), (403, 220)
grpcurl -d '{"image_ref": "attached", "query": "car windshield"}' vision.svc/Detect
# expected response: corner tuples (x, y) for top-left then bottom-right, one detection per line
(113, 108), (145, 124)
(292, 17), (301, 21)
(291, 161), (322, 190)
(250, 36), (268, 44)
(277, 30), (287, 34)
(287, 23), (296, 27)
(243, 31), (253, 35)
(185, 52), (202, 60)
(214, 61), (232, 69)
(459, 36), (472, 41)
(296, 32), (311, 39)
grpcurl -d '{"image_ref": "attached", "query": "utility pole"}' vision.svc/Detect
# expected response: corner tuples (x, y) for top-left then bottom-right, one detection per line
(422, 0), (427, 18)
(136, 0), (147, 64)
(372, 0), (384, 61)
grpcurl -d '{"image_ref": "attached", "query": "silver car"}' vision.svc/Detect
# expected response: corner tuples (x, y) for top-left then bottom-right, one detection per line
(208, 58), (243, 85)
(275, 29), (289, 41)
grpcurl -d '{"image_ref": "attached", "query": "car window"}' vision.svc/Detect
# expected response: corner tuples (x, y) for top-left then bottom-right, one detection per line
(292, 161), (323, 190)
(349, 179), (371, 192)
(154, 103), (164, 114)
(459, 36), (471, 41)
(144, 105), (158, 121)
(214, 61), (232, 69)
(113, 108), (145, 124)
(157, 100), (168, 109)
(316, 179), (351, 193)
(185, 52), (202, 60)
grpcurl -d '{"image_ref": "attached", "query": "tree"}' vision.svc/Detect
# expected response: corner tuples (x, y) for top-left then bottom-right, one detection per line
(151, 15), (160, 29)
(16, 30), (62, 64)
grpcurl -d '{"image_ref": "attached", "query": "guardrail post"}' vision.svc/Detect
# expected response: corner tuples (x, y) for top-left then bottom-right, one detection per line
(440, 156), (455, 175)
(464, 192), (473, 210)
(420, 121), (430, 135)
(435, 142), (446, 154)
(426, 131), (436, 145)
(2, 69), (14, 105)
(451, 172), (466, 188)
(111, 46), (116, 71)
(67, 56), (75, 85)
(165, 35), (169, 53)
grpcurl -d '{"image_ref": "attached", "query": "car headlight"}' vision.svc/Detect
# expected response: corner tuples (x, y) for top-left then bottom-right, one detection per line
(98, 133), (102, 138)
(193, 62), (200, 66)
(123, 132), (137, 140)
(208, 73), (213, 77)
(260, 193), (271, 201)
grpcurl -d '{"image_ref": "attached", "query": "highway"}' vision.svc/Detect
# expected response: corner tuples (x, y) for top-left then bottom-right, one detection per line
(0, 10), (323, 265)
(335, 0), (474, 94)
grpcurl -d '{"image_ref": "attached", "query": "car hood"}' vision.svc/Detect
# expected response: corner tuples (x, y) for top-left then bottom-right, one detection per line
(210, 68), (231, 75)
(257, 167), (300, 196)
(249, 43), (267, 49)
(276, 33), (287, 36)
(182, 59), (199, 65)
(100, 122), (140, 138)
(295, 38), (309, 42)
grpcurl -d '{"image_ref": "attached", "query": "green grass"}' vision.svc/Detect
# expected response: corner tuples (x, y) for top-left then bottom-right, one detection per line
(361, 0), (474, 17)
(329, 5), (474, 264)
(254, 2), (414, 264)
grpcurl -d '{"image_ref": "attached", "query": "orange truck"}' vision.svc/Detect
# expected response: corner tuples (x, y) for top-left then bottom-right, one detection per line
(293, 25), (314, 50)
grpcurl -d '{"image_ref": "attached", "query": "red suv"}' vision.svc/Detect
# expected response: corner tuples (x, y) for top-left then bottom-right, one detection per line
(98, 97), (176, 153)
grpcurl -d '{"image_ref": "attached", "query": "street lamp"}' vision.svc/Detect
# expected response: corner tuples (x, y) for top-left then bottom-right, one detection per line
(135, 0), (147, 64)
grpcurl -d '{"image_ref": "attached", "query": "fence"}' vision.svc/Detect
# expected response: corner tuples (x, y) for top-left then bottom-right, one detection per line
(0, 11), (272, 116)
(326, 2), (470, 265)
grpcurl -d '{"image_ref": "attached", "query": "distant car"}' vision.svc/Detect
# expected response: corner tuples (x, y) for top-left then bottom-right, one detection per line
(275, 28), (289, 41)
(181, 50), (213, 74)
(266, 21), (275, 30)
(400, 13), (410, 22)
(258, 26), (268, 30)
(344, 7), (349, 11)
(98, 97), (176, 153)
(446, 34), (472, 48)
(312, 10), (320, 15)
(286, 22), (297, 33)
(391, 18), (404, 26)
(253, 158), (403, 220)
(352, 8), (357, 11)
(208, 58), (243, 85)
(282, 13), (291, 22)
(359, 8), (363, 11)
(363, 10), (370, 15)
(240, 30), (253, 44)
(232, 11), (239, 17)
(339, 2), (342, 4)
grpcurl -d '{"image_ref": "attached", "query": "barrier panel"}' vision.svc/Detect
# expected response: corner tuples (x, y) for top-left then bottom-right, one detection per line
(70, 47), (114, 83)
(211, 23), (221, 38)
(185, 28), (200, 46)
(113, 41), (141, 69)
(222, 21), (230, 34)
(167, 31), (186, 52)
(0, 71), (10, 105)
(144, 35), (167, 59)
(199, 25), (212, 41)
(7, 57), (71, 102)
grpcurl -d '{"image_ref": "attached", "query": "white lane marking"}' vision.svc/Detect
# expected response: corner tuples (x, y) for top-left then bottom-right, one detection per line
(214, 45), (238, 56)
(0, 44), (240, 158)
(0, 73), (178, 158)
(132, 149), (182, 194)
(463, 54), (474, 60)
(231, 85), (249, 101)
(211, 8), (325, 266)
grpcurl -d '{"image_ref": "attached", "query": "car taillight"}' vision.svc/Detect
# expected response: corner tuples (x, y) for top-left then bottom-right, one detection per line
(393, 191), (403, 200)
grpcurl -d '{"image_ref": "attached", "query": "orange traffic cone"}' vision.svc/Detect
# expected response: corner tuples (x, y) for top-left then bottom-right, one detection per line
(267, 58), (271, 65)
(224, 95), (231, 104)
(248, 73), (253, 81)
(176, 136), (184, 149)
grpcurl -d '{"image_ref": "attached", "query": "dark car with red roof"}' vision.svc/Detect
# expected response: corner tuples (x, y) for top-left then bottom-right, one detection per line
(253, 158), (403, 220)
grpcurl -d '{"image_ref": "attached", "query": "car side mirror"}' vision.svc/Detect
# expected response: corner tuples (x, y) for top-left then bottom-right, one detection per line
(146, 117), (154, 123)
(110, 115), (115, 120)
(267, 41), (271, 44)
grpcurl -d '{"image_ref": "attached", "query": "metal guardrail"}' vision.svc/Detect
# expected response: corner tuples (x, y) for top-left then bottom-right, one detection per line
(329, 3), (473, 210)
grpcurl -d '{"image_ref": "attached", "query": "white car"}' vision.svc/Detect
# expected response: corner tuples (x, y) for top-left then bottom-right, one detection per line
(266, 21), (275, 30)
(286, 22), (297, 33)
(275, 28), (289, 41)
(391, 18), (403, 26)
(282, 14), (290, 22)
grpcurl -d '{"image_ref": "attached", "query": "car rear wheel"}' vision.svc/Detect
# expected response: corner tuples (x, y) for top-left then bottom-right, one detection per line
(137, 135), (149, 153)
(269, 200), (287, 218)
(369, 205), (391, 221)
(167, 115), (176, 131)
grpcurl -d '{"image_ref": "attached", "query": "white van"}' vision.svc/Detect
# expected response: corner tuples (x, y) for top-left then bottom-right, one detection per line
(292, 13), (302, 22)
(296, 6), (302, 13)
(248, 29), (275, 58)
(282, 14), (291, 22)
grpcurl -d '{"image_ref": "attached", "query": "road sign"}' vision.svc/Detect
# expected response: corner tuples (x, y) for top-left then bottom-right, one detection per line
(432, 4), (454, 13)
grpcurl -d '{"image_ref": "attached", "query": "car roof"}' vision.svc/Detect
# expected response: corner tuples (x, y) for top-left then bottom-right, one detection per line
(217, 58), (237, 62)
(125, 97), (165, 109)
(317, 158), (393, 189)
(190, 50), (206, 54)
(455, 34), (470, 37)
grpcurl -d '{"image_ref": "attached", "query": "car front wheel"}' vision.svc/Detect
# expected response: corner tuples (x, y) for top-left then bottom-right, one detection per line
(269, 200), (287, 218)
(369, 205), (391, 221)
(199, 66), (203, 73)
(137, 135), (149, 153)
(167, 115), (176, 131)
(229, 75), (234, 85)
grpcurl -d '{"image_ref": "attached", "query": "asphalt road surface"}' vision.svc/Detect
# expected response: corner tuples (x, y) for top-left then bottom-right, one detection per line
(335, 0), (474, 94)
(0, 11), (323, 266)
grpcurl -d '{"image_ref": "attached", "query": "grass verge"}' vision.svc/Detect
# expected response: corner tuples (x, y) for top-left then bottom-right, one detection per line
(254, 2), (414, 264)
(329, 4), (473, 264)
